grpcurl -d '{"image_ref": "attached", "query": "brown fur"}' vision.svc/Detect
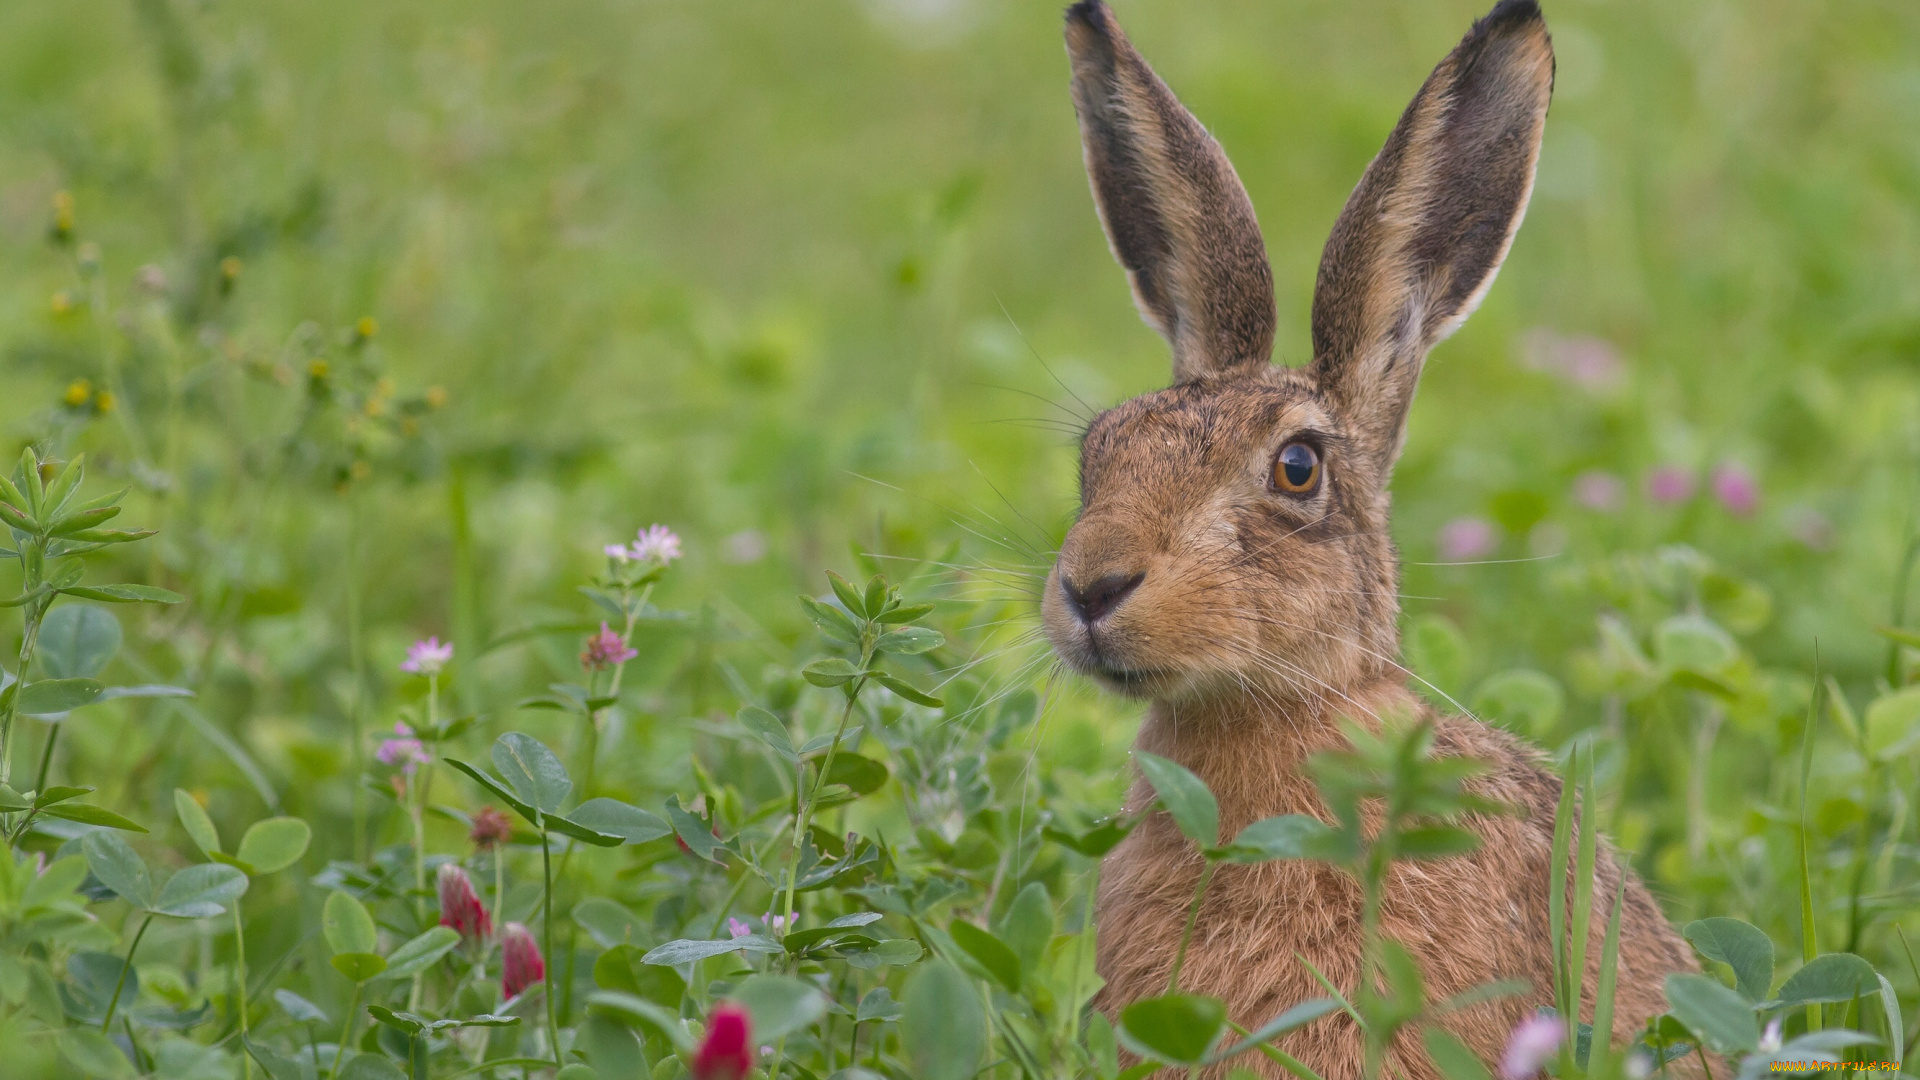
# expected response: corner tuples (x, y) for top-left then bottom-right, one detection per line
(1046, 3), (1700, 1076)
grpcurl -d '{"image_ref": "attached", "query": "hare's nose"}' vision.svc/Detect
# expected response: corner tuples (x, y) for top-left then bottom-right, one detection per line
(1062, 571), (1145, 625)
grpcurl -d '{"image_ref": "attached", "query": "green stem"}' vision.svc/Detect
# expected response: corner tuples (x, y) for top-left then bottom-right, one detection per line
(101, 912), (154, 1033)
(1, 590), (50, 788)
(541, 829), (561, 1067)
(331, 982), (362, 1080)
(1165, 859), (1218, 993)
(235, 905), (252, 1079)
(782, 669), (867, 933)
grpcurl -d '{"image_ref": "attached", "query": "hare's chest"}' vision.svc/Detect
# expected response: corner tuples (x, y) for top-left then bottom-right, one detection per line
(1093, 817), (1362, 1012)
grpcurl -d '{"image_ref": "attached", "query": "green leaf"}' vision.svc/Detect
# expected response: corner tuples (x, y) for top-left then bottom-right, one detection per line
(782, 911), (885, 953)
(1864, 686), (1920, 760)
(60, 1028), (135, 1080)
(41, 802), (147, 832)
(330, 953), (388, 982)
(803, 657), (861, 688)
(173, 789), (223, 857)
(1654, 614), (1737, 675)
(663, 795), (726, 862)
(1208, 998), (1338, 1063)
(30, 785), (89, 808)
(874, 626), (943, 655)
(573, 898), (648, 949)
(337, 1054), (407, 1080)
(59, 584), (185, 604)
(1775, 953), (1879, 1007)
(566, 798), (671, 845)
(378, 926), (461, 980)
(857, 986), (904, 1023)
(1877, 973), (1904, 1072)
(152, 862), (248, 918)
(1684, 917), (1774, 1003)
(841, 938), (923, 969)
(1423, 1027), (1493, 1080)
(492, 732), (572, 813)
(18, 677), (104, 715)
(1136, 751), (1219, 848)
(737, 705), (798, 763)
(949, 920), (1022, 992)
(799, 595), (861, 644)
(444, 757), (544, 828)
(586, 991), (696, 1051)
(999, 882), (1054, 975)
(1404, 614), (1469, 700)
(871, 670), (942, 707)
(1118, 992), (1228, 1065)
(236, 817), (311, 875)
(324, 890), (379, 955)
(1470, 669), (1564, 735)
(816, 752), (889, 797)
(902, 961), (985, 1080)
(1395, 826), (1482, 860)
(732, 973), (829, 1040)
(1664, 972), (1761, 1053)
(1217, 814), (1337, 864)
(38, 604), (120, 678)
(1043, 817), (1136, 858)
(82, 831), (152, 909)
(876, 602), (935, 624)
(826, 572), (868, 619)
(274, 989), (330, 1024)
(640, 936), (781, 965)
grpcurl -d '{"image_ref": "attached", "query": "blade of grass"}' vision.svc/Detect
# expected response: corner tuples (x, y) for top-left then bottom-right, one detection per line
(1588, 868), (1628, 1079)
(1799, 656), (1824, 1032)
(1570, 745), (1598, 1029)
(1550, 744), (1577, 1022)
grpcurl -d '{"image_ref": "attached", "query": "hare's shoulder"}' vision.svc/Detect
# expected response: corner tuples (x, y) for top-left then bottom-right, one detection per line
(1428, 710), (1564, 829)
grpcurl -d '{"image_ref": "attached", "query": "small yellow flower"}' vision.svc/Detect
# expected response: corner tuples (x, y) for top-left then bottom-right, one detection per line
(51, 191), (74, 237)
(50, 291), (73, 315)
(95, 391), (115, 413)
(308, 359), (329, 379)
(64, 379), (92, 407)
(364, 397), (386, 418)
(221, 256), (242, 280)
(425, 385), (448, 409)
(400, 417), (420, 437)
(374, 377), (394, 398)
(350, 460), (372, 481)
(356, 316), (378, 340)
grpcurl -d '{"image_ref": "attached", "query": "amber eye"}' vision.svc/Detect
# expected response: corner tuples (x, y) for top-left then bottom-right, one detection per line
(1271, 442), (1321, 494)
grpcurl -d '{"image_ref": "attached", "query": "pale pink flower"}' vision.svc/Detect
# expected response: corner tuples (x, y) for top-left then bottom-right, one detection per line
(1500, 1014), (1565, 1080)
(580, 622), (638, 671)
(1572, 470), (1625, 512)
(1758, 1017), (1783, 1055)
(1519, 329), (1625, 393)
(436, 863), (491, 941)
(376, 723), (430, 774)
(1710, 460), (1759, 517)
(1787, 508), (1835, 551)
(630, 524), (682, 565)
(400, 636), (453, 675)
(604, 543), (633, 562)
(501, 922), (545, 998)
(1645, 465), (1695, 505)
(1437, 517), (1498, 562)
(727, 918), (752, 939)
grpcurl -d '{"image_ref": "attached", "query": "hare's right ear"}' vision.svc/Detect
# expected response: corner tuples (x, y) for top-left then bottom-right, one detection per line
(1310, 0), (1553, 471)
(1065, 0), (1276, 383)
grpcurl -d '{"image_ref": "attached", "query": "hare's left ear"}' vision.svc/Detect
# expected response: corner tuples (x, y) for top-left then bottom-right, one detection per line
(1310, 0), (1553, 470)
(1066, 0), (1276, 383)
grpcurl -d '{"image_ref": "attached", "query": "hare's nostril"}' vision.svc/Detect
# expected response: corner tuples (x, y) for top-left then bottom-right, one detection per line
(1062, 571), (1146, 624)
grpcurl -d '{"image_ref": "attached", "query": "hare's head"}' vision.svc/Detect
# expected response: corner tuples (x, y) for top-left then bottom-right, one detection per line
(1043, 0), (1553, 706)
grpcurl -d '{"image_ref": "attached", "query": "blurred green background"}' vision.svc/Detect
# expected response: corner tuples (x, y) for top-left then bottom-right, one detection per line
(3, 0), (1920, 1021)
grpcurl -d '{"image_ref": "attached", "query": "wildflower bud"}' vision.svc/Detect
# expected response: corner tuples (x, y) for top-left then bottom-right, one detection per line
(500, 922), (545, 999)
(50, 291), (73, 316)
(580, 622), (638, 671)
(136, 264), (168, 294)
(401, 636), (453, 676)
(425, 385), (447, 410)
(355, 316), (378, 341)
(1499, 1014), (1564, 1080)
(631, 524), (682, 565)
(64, 379), (92, 408)
(1710, 460), (1759, 517)
(95, 391), (116, 414)
(469, 806), (513, 851)
(221, 256), (242, 281)
(51, 191), (75, 242)
(691, 1003), (754, 1080)
(436, 863), (492, 941)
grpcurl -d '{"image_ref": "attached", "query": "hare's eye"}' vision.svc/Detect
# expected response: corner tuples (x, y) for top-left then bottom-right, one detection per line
(1271, 442), (1321, 494)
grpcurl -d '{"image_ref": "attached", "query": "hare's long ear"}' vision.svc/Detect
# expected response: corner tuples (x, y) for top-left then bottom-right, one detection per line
(1065, 0), (1275, 383)
(1309, 0), (1552, 469)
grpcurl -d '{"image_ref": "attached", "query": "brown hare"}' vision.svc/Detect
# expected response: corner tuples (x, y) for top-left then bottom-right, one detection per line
(1042, 2), (1699, 1077)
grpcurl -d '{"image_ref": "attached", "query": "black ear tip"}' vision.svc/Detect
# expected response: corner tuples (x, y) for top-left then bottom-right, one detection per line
(1065, 0), (1110, 30)
(1480, 0), (1546, 32)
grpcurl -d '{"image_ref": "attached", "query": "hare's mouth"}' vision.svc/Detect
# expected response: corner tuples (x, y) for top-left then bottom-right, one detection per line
(1085, 661), (1180, 696)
